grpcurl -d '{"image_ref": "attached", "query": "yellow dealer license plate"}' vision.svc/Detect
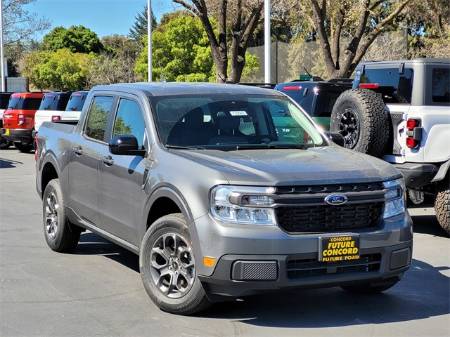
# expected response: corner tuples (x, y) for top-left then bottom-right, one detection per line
(4, 128), (10, 136)
(319, 235), (360, 262)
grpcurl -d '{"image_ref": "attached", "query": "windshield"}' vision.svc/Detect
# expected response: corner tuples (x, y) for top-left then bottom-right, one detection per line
(152, 94), (326, 150)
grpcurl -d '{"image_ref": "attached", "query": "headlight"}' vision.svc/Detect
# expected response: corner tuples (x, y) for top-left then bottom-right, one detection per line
(383, 178), (405, 219)
(210, 185), (276, 225)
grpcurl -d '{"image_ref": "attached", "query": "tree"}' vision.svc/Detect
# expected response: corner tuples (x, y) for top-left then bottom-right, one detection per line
(42, 25), (104, 54)
(134, 12), (215, 82)
(173, 0), (265, 83)
(86, 35), (140, 85)
(129, 5), (158, 42)
(22, 49), (91, 90)
(305, 0), (413, 78)
(2, 0), (49, 46)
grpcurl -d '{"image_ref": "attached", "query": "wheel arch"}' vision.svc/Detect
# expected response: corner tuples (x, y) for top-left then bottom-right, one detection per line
(38, 153), (61, 197)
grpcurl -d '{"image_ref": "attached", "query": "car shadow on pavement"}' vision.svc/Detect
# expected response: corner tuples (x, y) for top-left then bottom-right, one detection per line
(75, 232), (449, 328)
(202, 258), (450, 328)
(0, 157), (23, 169)
(76, 232), (139, 272)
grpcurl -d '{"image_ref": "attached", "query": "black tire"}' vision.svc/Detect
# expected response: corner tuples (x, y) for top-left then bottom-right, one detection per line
(0, 137), (10, 149)
(140, 213), (210, 315)
(331, 89), (389, 157)
(341, 277), (400, 294)
(43, 179), (81, 252)
(15, 142), (33, 153)
(435, 180), (450, 236)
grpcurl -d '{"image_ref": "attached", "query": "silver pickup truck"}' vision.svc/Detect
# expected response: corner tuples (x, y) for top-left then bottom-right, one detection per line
(36, 83), (412, 315)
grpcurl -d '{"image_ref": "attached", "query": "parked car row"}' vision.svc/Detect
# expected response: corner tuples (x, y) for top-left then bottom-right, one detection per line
(0, 90), (88, 152)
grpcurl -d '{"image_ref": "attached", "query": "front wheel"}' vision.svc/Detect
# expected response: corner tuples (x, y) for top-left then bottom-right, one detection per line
(341, 277), (400, 294)
(140, 213), (210, 315)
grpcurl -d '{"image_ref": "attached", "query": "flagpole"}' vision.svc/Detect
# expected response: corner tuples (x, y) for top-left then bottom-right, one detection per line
(0, 0), (6, 91)
(264, 0), (271, 85)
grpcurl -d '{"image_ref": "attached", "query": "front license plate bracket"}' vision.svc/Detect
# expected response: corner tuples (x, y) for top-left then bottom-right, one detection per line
(319, 235), (360, 262)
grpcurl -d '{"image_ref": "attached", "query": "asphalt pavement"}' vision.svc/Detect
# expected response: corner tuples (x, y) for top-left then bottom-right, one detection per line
(1, 148), (449, 337)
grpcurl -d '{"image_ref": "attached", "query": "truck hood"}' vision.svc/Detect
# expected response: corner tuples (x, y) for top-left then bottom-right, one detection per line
(174, 146), (400, 186)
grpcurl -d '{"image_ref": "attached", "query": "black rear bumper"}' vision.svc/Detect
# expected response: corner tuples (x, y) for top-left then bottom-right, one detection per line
(0, 128), (33, 145)
(393, 162), (439, 189)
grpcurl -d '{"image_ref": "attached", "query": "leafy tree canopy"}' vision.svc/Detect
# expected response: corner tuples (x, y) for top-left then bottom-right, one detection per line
(135, 12), (215, 82)
(22, 49), (91, 90)
(42, 25), (104, 54)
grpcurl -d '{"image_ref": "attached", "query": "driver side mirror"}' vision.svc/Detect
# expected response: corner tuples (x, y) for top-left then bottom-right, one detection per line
(325, 132), (345, 147)
(109, 135), (146, 156)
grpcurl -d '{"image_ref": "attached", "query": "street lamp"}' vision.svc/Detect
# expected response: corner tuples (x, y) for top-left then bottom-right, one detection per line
(264, 0), (271, 84)
(0, 0), (5, 92)
(147, 0), (152, 82)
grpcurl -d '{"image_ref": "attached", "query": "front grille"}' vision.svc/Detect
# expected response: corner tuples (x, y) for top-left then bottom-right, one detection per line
(276, 202), (383, 233)
(276, 182), (384, 195)
(287, 254), (381, 279)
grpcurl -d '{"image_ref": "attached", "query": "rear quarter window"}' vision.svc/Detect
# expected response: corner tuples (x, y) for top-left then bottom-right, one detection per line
(432, 68), (450, 103)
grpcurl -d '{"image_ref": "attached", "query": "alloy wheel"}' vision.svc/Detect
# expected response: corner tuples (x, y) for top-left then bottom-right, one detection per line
(44, 191), (59, 240)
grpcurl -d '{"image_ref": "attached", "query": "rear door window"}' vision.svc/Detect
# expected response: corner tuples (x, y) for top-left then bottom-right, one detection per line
(0, 94), (11, 109)
(431, 68), (450, 103)
(84, 96), (114, 142)
(358, 68), (414, 104)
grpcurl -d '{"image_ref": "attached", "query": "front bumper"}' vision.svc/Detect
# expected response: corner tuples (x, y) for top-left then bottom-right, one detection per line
(0, 128), (33, 145)
(393, 162), (438, 188)
(193, 213), (413, 297)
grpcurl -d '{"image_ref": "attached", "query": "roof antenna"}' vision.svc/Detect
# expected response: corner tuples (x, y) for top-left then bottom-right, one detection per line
(303, 67), (312, 79)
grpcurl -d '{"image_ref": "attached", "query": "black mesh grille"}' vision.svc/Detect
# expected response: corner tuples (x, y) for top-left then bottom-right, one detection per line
(276, 202), (384, 233)
(287, 254), (381, 279)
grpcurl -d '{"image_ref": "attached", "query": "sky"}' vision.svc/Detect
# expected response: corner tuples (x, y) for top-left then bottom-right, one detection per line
(26, 0), (182, 39)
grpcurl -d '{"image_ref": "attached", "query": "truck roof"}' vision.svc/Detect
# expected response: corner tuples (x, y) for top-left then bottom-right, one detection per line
(360, 58), (450, 67)
(11, 92), (44, 99)
(92, 82), (281, 97)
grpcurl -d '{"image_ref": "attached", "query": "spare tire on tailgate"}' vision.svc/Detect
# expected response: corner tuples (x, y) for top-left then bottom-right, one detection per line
(330, 89), (389, 157)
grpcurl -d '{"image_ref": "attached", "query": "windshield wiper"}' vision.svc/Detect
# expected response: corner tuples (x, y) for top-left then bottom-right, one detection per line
(165, 144), (207, 150)
(225, 143), (312, 151)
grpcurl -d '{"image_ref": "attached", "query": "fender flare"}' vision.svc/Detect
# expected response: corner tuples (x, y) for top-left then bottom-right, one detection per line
(37, 151), (61, 196)
(432, 159), (450, 183)
(140, 184), (195, 238)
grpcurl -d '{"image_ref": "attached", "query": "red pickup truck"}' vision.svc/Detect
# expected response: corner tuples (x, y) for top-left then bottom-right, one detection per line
(1, 92), (44, 152)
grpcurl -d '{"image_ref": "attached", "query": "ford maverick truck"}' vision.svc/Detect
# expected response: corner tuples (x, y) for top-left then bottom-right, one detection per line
(36, 83), (412, 315)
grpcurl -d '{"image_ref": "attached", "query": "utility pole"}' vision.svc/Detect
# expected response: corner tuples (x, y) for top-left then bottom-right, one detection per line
(0, 0), (6, 92)
(264, 0), (271, 84)
(147, 0), (152, 82)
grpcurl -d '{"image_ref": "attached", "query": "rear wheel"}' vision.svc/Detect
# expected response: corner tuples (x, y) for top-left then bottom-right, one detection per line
(435, 180), (450, 236)
(15, 142), (33, 153)
(331, 89), (389, 157)
(341, 277), (400, 294)
(140, 213), (210, 315)
(43, 179), (81, 252)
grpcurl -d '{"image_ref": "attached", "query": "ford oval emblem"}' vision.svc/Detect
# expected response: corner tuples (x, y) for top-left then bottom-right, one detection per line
(324, 194), (348, 206)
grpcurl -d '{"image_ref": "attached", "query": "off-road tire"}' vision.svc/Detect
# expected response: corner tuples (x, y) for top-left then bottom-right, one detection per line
(140, 213), (210, 315)
(331, 89), (389, 157)
(341, 277), (400, 294)
(43, 179), (81, 252)
(435, 180), (450, 236)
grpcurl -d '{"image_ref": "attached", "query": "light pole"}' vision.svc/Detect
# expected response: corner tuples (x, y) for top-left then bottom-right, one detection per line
(0, 0), (5, 92)
(264, 0), (271, 84)
(147, 0), (152, 82)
